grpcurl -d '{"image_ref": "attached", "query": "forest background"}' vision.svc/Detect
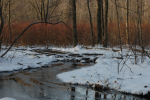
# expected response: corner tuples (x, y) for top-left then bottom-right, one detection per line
(0, 0), (149, 48)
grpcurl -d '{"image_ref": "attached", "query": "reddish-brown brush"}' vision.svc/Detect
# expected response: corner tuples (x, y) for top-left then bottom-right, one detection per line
(2, 21), (150, 47)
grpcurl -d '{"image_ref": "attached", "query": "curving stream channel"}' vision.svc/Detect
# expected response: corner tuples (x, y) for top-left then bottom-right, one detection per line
(0, 61), (148, 100)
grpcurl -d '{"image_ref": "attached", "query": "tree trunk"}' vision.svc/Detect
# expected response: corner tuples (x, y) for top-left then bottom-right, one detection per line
(139, 0), (144, 63)
(136, 0), (140, 44)
(72, 0), (78, 47)
(115, 0), (122, 52)
(40, 0), (44, 20)
(103, 0), (108, 47)
(96, 0), (102, 44)
(126, 0), (129, 44)
(87, 0), (94, 47)
(9, 0), (12, 43)
(101, 0), (104, 43)
(0, 0), (4, 51)
(139, 0), (143, 47)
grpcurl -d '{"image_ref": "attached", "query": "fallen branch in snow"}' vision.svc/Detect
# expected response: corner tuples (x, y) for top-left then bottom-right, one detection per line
(18, 63), (23, 65)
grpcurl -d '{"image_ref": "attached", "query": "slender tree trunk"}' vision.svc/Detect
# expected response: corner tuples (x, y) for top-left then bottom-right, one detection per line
(43, 0), (45, 19)
(101, 0), (104, 43)
(9, 0), (12, 43)
(45, 0), (49, 20)
(96, 0), (102, 44)
(0, 0), (3, 51)
(135, 0), (140, 64)
(139, 0), (143, 48)
(126, 0), (129, 44)
(87, 0), (94, 47)
(72, 0), (78, 47)
(41, 0), (43, 20)
(115, 0), (122, 52)
(139, 0), (144, 63)
(103, 0), (108, 47)
(136, 0), (140, 44)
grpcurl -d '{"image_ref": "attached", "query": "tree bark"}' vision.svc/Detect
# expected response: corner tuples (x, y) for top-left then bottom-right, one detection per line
(115, 0), (122, 52)
(9, 0), (12, 43)
(139, 0), (144, 63)
(126, 0), (129, 44)
(40, 0), (44, 20)
(96, 0), (102, 44)
(103, 0), (108, 47)
(87, 0), (94, 47)
(72, 0), (78, 47)
(0, 0), (4, 51)
(101, 0), (104, 43)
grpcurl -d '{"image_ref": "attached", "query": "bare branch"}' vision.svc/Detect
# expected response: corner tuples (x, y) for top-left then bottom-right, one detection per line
(1, 21), (73, 57)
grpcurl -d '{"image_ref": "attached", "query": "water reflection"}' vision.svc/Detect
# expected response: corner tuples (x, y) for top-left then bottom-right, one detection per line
(85, 88), (88, 100)
(95, 92), (100, 100)
(70, 87), (75, 100)
(0, 63), (148, 100)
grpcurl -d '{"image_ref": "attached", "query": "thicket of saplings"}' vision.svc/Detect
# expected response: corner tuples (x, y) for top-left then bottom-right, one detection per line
(1, 21), (150, 47)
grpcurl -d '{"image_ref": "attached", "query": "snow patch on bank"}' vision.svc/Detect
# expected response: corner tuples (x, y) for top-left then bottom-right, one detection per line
(0, 48), (56, 72)
(0, 97), (16, 100)
(56, 45), (150, 96)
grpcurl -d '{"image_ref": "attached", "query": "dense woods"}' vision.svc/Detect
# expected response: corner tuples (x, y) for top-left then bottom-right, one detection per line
(0, 0), (150, 48)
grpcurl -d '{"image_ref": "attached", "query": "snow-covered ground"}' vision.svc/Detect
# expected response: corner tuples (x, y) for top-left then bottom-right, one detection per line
(0, 46), (56, 72)
(55, 45), (150, 96)
(0, 45), (150, 99)
(0, 97), (16, 100)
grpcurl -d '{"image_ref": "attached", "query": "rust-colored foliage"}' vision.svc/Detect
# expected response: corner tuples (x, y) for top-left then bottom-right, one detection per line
(2, 21), (150, 47)
(107, 22), (150, 47)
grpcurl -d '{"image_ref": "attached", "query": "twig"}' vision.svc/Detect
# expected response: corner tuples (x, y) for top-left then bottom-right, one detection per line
(119, 70), (125, 89)
(124, 63), (134, 74)
(86, 74), (96, 84)
(10, 50), (17, 63)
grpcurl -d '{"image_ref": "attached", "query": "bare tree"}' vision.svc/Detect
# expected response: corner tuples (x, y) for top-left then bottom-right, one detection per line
(0, 0), (74, 57)
(87, 0), (94, 47)
(96, 0), (102, 44)
(115, 0), (122, 51)
(8, 0), (12, 43)
(137, 0), (144, 63)
(126, 0), (129, 44)
(72, 0), (78, 47)
(0, 0), (4, 51)
(28, 0), (60, 21)
(103, 0), (108, 47)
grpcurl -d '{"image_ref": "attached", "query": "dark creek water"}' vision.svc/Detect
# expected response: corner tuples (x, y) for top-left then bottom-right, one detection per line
(0, 62), (148, 100)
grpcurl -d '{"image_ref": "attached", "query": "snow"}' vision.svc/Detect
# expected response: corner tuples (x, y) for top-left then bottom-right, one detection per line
(56, 45), (150, 96)
(0, 47), (56, 72)
(0, 97), (16, 100)
(0, 45), (150, 96)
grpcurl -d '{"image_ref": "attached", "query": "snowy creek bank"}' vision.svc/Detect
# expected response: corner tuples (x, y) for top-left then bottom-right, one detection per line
(0, 62), (145, 100)
(0, 45), (150, 99)
(53, 46), (150, 99)
(0, 46), (99, 72)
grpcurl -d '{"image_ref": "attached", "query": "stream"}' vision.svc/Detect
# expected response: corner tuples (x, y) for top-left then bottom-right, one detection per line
(0, 62), (147, 100)
(0, 48), (148, 100)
